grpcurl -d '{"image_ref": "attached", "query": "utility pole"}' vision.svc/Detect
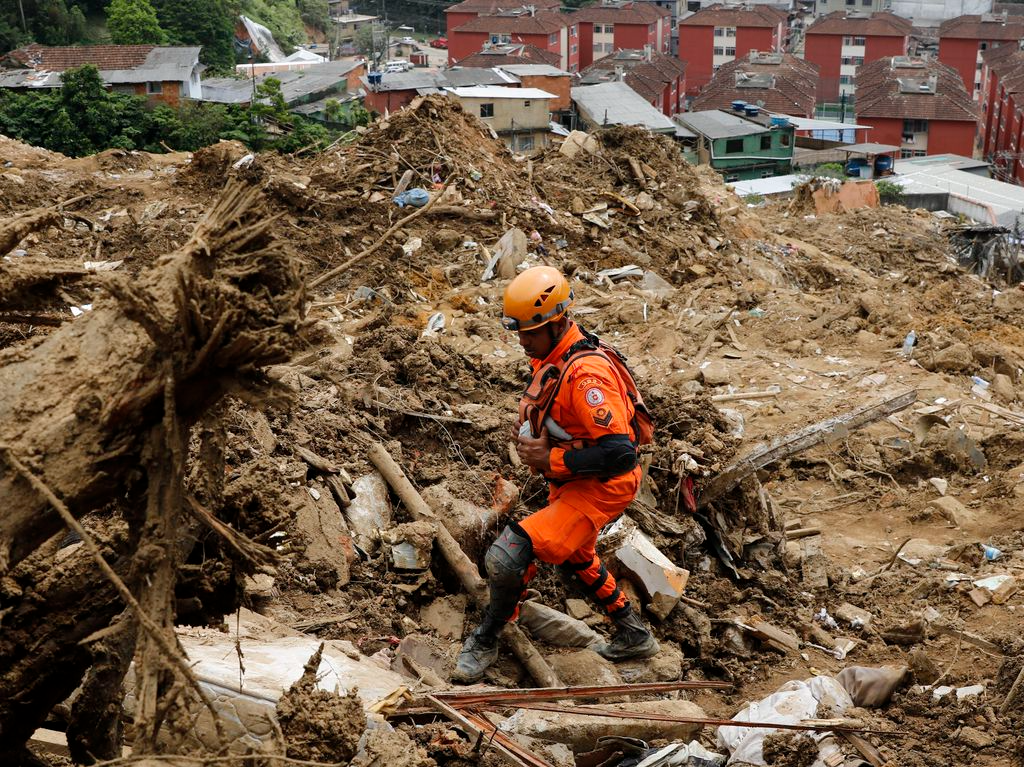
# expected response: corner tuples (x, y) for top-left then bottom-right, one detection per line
(17, 0), (27, 33)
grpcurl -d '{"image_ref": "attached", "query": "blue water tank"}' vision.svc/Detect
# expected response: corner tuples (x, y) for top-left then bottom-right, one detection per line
(368, 71), (383, 86)
(744, 105), (760, 116)
(731, 100), (747, 112)
(874, 155), (894, 174)
(770, 116), (789, 128)
(845, 158), (867, 176)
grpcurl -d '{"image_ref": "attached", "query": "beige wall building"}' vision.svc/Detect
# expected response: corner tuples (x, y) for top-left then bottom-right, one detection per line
(447, 86), (555, 154)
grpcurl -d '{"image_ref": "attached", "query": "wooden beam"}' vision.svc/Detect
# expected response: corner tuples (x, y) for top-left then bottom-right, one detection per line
(698, 390), (917, 508)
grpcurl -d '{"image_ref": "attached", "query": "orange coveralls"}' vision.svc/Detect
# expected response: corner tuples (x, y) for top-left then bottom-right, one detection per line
(517, 321), (641, 616)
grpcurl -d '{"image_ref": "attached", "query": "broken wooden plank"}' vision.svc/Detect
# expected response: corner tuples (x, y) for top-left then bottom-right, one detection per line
(698, 390), (917, 508)
(738, 617), (802, 653)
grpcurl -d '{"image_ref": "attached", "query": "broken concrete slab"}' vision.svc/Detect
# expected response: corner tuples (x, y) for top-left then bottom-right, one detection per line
(346, 471), (391, 553)
(559, 130), (598, 158)
(505, 699), (707, 751)
(699, 360), (731, 386)
(835, 602), (874, 630)
(127, 610), (406, 754)
(419, 595), (467, 640)
(598, 516), (689, 620)
(495, 227), (528, 279)
(565, 598), (594, 621)
(616, 641), (685, 683)
(547, 649), (622, 687)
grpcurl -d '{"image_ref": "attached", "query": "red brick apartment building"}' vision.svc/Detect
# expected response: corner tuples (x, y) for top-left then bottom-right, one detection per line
(568, 3), (672, 70)
(445, 0), (560, 37)
(578, 47), (687, 115)
(979, 45), (1024, 183)
(939, 13), (1024, 100)
(855, 57), (979, 159)
(678, 4), (788, 97)
(804, 12), (911, 104)
(448, 11), (578, 72)
(690, 51), (818, 118)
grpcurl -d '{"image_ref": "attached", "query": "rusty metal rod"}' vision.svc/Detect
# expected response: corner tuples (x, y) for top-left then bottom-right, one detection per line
(433, 680), (732, 706)
(478, 701), (899, 736)
(462, 708), (555, 767)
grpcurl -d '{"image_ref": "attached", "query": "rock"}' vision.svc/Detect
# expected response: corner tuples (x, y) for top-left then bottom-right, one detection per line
(559, 130), (598, 158)
(495, 228), (528, 279)
(617, 642), (685, 683)
(699, 361), (731, 386)
(835, 602), (874, 629)
(992, 373), (1017, 404)
(392, 634), (452, 682)
(519, 600), (601, 648)
(598, 516), (689, 620)
(928, 496), (970, 527)
(422, 483), (504, 559)
(908, 647), (941, 685)
(928, 477), (948, 495)
(635, 191), (655, 211)
(959, 726), (995, 748)
(430, 228), (464, 251)
(346, 472), (391, 554)
(855, 330), (880, 347)
(548, 649), (621, 687)
(506, 699), (707, 750)
(926, 342), (974, 373)
(293, 485), (352, 590)
(419, 595), (466, 640)
(565, 598), (593, 621)
(517, 736), (575, 767)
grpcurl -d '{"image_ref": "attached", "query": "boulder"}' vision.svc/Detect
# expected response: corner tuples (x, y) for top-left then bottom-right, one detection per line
(547, 650), (621, 687)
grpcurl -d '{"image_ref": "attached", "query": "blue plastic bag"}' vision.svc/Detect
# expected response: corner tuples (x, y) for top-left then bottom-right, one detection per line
(394, 188), (430, 208)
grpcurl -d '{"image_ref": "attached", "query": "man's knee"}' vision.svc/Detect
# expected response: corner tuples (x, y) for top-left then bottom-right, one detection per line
(485, 525), (533, 586)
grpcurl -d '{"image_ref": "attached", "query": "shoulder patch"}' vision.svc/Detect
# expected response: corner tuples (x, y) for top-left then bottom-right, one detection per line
(592, 407), (613, 427)
(585, 387), (605, 407)
(576, 377), (601, 391)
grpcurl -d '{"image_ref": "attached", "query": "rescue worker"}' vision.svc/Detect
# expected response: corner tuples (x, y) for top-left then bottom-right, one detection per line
(452, 265), (659, 684)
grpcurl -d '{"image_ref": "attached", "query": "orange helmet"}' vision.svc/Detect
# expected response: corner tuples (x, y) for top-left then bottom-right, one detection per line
(501, 266), (574, 331)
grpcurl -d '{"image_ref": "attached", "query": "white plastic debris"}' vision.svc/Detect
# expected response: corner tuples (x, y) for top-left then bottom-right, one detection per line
(232, 153), (256, 169)
(69, 304), (93, 317)
(422, 312), (446, 337)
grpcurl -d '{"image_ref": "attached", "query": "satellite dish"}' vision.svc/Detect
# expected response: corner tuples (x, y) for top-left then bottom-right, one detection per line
(756, 99), (765, 107)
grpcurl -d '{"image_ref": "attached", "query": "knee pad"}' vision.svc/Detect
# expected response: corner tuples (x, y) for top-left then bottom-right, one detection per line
(485, 525), (533, 587)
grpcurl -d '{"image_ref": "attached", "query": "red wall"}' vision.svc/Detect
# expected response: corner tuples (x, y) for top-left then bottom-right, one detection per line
(679, 24), (713, 96)
(857, 115), (977, 157)
(928, 119), (978, 156)
(735, 26), (775, 58)
(446, 11), (477, 37)
(939, 37), (980, 95)
(865, 34), (907, 62)
(577, 21), (594, 68)
(364, 88), (418, 114)
(449, 30), (489, 63)
(805, 33), (842, 102)
(616, 22), (656, 57)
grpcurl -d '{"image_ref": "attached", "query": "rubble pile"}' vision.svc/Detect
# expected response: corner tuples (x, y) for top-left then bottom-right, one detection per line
(0, 95), (1023, 767)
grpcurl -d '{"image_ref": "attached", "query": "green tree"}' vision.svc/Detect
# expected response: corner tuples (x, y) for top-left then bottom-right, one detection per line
(875, 179), (906, 206)
(297, 0), (329, 32)
(106, 0), (166, 44)
(153, 0), (235, 71)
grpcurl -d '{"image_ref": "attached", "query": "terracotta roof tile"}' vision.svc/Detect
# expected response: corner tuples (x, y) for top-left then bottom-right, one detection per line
(454, 11), (567, 34)
(855, 57), (978, 122)
(569, 3), (671, 25)
(690, 52), (817, 117)
(444, 0), (559, 13)
(9, 43), (154, 71)
(579, 49), (685, 103)
(679, 3), (787, 28)
(453, 43), (562, 67)
(939, 13), (1024, 39)
(806, 11), (912, 37)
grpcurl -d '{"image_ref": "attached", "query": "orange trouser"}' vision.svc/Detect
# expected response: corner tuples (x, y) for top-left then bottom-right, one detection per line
(517, 465), (641, 617)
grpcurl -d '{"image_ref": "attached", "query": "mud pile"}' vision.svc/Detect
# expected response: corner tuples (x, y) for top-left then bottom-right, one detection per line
(1, 95), (1023, 767)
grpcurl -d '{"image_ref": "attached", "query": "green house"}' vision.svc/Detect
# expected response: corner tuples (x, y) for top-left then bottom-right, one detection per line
(676, 109), (795, 182)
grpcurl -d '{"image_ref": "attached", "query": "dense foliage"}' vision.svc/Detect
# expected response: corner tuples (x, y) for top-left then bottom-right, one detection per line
(106, 0), (165, 44)
(151, 0), (235, 71)
(0, 64), (347, 156)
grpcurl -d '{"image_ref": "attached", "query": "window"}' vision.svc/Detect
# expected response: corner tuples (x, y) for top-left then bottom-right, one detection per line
(854, 36), (865, 45)
(714, 46), (725, 55)
(980, 41), (988, 50)
(726, 27), (735, 37)
(605, 24), (614, 33)
(523, 100), (531, 107)
(900, 149), (912, 158)
(714, 26), (725, 36)
(648, 23), (655, 32)
(593, 42), (604, 51)
(845, 0), (854, 5)
(571, 43), (577, 53)
(594, 24), (603, 33)
(603, 42), (613, 51)
(780, 133), (790, 146)
(517, 135), (535, 151)
(903, 118), (928, 133)
(571, 24), (577, 37)
(839, 74), (852, 84)
(761, 170), (773, 178)
(913, 149), (926, 157)
(687, 1), (700, 11)
(146, 81), (163, 94)
(862, 0), (872, 5)
(760, 134), (772, 150)
(480, 103), (494, 118)
(725, 138), (744, 153)
(725, 47), (736, 55)
(724, 173), (740, 182)
(549, 32), (559, 44)
(843, 35), (852, 45)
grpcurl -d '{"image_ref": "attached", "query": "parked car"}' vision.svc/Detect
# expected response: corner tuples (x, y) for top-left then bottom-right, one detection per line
(400, 36), (415, 44)
(430, 37), (448, 49)
(385, 59), (412, 73)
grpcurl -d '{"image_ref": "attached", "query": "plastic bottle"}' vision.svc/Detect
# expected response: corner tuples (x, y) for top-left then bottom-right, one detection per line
(981, 544), (1002, 561)
(901, 330), (917, 357)
(972, 376), (990, 390)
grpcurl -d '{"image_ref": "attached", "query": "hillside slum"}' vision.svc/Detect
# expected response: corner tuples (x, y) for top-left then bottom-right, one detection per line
(0, 95), (1023, 767)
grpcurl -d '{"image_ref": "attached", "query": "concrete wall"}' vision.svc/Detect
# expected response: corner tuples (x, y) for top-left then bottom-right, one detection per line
(939, 36), (980, 96)
(891, 0), (991, 25)
(457, 94), (552, 132)
(518, 73), (571, 111)
(805, 33), (841, 102)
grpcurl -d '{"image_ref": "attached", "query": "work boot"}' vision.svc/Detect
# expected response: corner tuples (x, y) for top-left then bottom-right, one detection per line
(596, 605), (660, 661)
(451, 626), (500, 684)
